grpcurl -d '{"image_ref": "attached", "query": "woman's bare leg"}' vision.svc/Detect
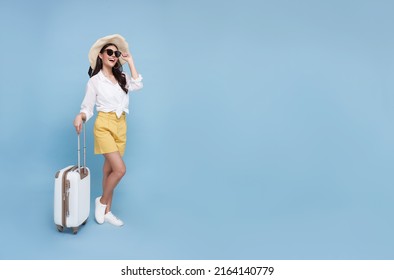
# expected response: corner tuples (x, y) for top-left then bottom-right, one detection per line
(100, 151), (126, 213)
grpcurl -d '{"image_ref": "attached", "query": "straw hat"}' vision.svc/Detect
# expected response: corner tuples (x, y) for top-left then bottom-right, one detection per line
(88, 34), (129, 69)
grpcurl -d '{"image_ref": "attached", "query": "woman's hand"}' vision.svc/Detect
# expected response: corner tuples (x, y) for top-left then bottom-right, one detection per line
(121, 52), (134, 65)
(73, 113), (86, 134)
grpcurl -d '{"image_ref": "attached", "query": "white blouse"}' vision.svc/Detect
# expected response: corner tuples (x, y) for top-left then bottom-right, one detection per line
(80, 70), (143, 122)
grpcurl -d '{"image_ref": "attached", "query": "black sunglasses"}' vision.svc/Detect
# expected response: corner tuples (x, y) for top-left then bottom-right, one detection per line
(105, 49), (122, 58)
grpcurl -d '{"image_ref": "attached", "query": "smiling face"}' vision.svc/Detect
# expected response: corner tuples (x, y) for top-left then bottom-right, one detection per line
(99, 44), (119, 69)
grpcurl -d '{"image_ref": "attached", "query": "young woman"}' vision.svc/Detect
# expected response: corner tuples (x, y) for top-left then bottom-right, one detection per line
(73, 34), (143, 227)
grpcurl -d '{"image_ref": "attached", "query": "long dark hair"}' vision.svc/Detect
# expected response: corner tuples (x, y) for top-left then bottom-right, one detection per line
(88, 43), (128, 94)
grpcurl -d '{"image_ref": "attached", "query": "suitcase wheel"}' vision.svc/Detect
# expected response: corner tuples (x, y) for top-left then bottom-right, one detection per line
(72, 227), (79, 235)
(56, 225), (64, 232)
(82, 219), (88, 226)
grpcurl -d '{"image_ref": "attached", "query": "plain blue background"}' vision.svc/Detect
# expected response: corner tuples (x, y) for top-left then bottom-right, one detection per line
(1, 0), (394, 259)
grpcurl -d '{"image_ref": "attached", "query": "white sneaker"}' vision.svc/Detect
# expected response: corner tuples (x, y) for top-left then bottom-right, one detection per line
(104, 212), (124, 227)
(95, 196), (107, 224)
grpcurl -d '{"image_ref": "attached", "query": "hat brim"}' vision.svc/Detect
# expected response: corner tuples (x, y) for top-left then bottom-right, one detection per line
(88, 34), (130, 69)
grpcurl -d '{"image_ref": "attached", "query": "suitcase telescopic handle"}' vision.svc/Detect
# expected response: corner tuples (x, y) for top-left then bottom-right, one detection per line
(77, 121), (87, 174)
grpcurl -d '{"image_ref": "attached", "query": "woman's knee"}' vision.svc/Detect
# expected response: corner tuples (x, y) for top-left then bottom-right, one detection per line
(104, 152), (126, 179)
(114, 164), (126, 179)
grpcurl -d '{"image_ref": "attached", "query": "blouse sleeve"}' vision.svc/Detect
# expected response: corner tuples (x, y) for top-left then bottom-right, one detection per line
(80, 79), (96, 122)
(126, 73), (144, 92)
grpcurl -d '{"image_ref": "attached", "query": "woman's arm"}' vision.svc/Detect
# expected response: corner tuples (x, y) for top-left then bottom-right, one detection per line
(122, 51), (143, 91)
(122, 52), (139, 80)
(74, 80), (96, 134)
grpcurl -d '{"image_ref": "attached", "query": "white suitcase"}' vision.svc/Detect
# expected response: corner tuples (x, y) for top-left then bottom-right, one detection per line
(54, 123), (90, 234)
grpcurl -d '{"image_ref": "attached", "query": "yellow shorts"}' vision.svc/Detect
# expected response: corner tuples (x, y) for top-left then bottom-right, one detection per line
(94, 112), (127, 156)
